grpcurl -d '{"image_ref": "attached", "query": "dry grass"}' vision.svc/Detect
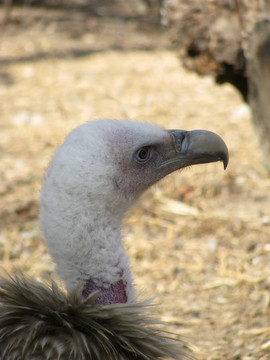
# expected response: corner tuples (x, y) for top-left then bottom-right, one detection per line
(1, 5), (270, 360)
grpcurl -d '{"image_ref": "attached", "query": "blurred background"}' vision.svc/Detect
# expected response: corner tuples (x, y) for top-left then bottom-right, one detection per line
(1, 1), (270, 359)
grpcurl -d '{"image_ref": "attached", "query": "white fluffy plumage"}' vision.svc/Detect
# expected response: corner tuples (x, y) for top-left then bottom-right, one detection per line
(40, 120), (171, 299)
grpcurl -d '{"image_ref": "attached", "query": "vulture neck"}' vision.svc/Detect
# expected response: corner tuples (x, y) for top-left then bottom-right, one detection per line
(43, 196), (135, 305)
(78, 209), (134, 305)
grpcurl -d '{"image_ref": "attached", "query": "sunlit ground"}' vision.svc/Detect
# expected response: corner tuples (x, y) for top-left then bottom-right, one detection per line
(1, 6), (270, 359)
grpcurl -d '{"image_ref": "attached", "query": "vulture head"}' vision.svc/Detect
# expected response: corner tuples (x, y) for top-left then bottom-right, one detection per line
(40, 119), (228, 305)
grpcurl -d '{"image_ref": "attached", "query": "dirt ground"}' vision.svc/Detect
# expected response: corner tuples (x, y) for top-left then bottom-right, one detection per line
(1, 4), (270, 360)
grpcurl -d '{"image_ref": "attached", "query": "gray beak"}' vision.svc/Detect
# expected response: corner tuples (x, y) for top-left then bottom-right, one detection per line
(167, 129), (229, 170)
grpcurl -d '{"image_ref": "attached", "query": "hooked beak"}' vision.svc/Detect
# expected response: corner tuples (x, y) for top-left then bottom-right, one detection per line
(165, 129), (229, 170)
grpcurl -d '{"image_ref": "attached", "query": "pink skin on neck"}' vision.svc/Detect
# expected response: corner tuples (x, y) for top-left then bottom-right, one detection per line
(82, 279), (128, 305)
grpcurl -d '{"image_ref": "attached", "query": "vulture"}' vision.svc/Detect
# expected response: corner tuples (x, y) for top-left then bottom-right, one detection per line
(0, 120), (228, 360)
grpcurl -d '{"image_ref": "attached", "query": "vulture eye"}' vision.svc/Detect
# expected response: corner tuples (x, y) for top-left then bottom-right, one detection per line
(135, 146), (151, 163)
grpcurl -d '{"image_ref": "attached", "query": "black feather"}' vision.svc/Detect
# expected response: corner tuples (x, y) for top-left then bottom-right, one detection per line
(0, 275), (189, 360)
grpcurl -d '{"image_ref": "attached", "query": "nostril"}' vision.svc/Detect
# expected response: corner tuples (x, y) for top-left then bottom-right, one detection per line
(176, 134), (184, 152)
(180, 132), (189, 152)
(168, 130), (188, 153)
(178, 132), (187, 152)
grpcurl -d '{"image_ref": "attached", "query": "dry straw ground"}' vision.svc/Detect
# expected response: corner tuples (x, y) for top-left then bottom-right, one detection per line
(1, 4), (270, 360)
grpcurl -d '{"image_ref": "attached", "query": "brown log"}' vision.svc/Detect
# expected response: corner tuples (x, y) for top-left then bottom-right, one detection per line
(164, 0), (270, 169)
(248, 17), (270, 171)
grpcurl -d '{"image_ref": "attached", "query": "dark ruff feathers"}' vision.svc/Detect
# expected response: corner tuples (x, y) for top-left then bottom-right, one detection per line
(0, 275), (186, 360)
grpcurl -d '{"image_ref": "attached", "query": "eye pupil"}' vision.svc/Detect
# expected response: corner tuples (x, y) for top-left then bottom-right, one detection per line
(136, 146), (151, 163)
(139, 148), (148, 159)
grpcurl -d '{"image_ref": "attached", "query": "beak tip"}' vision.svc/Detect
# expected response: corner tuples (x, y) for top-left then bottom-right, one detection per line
(220, 151), (229, 170)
